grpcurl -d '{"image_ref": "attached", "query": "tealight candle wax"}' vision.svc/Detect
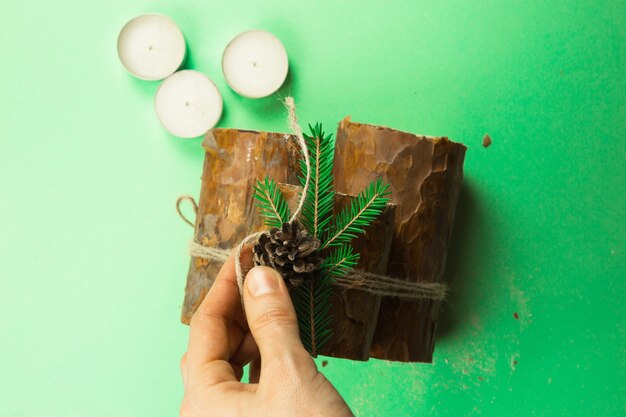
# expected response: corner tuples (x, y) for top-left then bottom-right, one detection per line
(154, 70), (223, 138)
(222, 30), (289, 98)
(117, 14), (186, 81)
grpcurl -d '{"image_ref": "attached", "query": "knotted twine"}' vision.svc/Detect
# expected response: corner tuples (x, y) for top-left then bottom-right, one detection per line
(176, 97), (447, 302)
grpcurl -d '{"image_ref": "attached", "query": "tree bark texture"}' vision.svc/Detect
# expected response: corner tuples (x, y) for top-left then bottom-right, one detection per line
(181, 128), (299, 324)
(332, 117), (467, 362)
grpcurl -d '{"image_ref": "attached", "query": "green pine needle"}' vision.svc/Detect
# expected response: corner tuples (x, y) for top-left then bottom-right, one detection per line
(321, 245), (360, 278)
(252, 178), (291, 228)
(291, 123), (337, 356)
(299, 123), (335, 239)
(291, 272), (334, 356)
(323, 177), (391, 248)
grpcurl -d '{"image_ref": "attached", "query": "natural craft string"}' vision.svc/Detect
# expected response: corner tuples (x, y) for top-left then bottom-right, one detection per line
(188, 240), (230, 262)
(231, 97), (312, 297)
(181, 217), (447, 302)
(333, 271), (447, 301)
(175, 195), (198, 228)
(184, 238), (447, 301)
(284, 96), (310, 223)
(176, 96), (447, 302)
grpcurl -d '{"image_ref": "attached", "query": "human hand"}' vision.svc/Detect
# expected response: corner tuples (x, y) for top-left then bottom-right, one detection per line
(180, 250), (354, 417)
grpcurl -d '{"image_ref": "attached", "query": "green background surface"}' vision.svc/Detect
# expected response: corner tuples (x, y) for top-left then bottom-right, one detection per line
(0, 0), (624, 416)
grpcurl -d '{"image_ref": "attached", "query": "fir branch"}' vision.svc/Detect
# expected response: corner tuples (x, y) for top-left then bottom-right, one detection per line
(291, 272), (334, 356)
(299, 123), (335, 239)
(253, 178), (291, 228)
(321, 245), (360, 278)
(290, 246), (358, 356)
(322, 177), (391, 248)
(292, 124), (336, 356)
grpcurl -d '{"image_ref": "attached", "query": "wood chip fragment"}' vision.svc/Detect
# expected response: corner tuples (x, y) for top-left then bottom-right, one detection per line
(482, 134), (492, 148)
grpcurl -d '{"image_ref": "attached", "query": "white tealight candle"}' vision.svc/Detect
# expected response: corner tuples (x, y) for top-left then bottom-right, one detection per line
(222, 30), (289, 98)
(117, 14), (186, 81)
(154, 70), (223, 138)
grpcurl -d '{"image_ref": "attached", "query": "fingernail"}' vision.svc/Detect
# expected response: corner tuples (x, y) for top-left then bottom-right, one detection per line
(247, 267), (280, 296)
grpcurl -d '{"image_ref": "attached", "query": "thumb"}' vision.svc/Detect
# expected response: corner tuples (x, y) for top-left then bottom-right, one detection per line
(243, 266), (309, 365)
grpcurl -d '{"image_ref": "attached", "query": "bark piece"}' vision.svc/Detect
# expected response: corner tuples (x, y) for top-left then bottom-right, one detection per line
(482, 134), (492, 148)
(181, 129), (299, 324)
(333, 117), (467, 362)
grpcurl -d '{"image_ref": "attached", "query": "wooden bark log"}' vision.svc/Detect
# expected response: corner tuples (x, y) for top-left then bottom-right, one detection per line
(333, 117), (467, 362)
(277, 184), (396, 361)
(319, 192), (395, 360)
(181, 129), (299, 324)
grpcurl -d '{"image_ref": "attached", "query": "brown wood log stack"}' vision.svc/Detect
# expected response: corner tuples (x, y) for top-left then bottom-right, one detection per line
(333, 117), (467, 362)
(181, 120), (466, 363)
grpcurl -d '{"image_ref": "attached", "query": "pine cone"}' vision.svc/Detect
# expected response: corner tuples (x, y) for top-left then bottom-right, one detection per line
(253, 221), (323, 288)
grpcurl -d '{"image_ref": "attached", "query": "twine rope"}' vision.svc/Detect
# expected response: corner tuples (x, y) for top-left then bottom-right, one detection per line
(333, 271), (447, 301)
(185, 239), (446, 301)
(284, 97), (311, 223)
(231, 98), (311, 296)
(175, 195), (198, 227)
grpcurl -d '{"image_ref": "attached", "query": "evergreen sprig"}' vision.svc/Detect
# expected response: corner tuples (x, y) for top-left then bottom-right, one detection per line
(291, 274), (333, 355)
(299, 123), (335, 239)
(323, 177), (391, 248)
(252, 123), (390, 357)
(253, 178), (291, 228)
(321, 244), (360, 278)
(293, 124), (336, 356)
